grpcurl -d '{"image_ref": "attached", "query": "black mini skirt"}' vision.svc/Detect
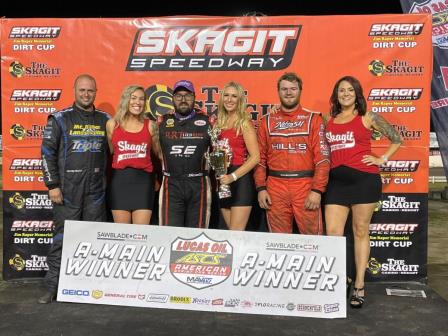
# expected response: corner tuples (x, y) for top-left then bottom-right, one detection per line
(323, 165), (382, 205)
(109, 168), (155, 211)
(219, 165), (256, 209)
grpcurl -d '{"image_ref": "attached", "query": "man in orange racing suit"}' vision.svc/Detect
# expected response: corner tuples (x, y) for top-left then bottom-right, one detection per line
(254, 72), (330, 234)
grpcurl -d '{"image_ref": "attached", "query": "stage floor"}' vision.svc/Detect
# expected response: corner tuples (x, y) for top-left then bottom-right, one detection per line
(0, 279), (446, 336)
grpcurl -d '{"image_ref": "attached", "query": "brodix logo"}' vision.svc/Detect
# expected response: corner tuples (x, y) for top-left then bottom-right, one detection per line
(127, 25), (301, 71)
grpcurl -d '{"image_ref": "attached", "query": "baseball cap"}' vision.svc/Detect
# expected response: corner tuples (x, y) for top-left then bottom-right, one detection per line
(173, 80), (195, 94)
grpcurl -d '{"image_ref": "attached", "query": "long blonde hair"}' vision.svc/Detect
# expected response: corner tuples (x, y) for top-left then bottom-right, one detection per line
(114, 85), (147, 125)
(216, 81), (250, 135)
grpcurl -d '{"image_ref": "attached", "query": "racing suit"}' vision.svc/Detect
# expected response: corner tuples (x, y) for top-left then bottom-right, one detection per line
(41, 104), (110, 291)
(158, 111), (212, 228)
(254, 106), (330, 234)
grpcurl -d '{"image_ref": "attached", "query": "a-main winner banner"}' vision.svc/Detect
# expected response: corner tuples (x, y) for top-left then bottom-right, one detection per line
(58, 221), (346, 318)
(1, 14), (432, 281)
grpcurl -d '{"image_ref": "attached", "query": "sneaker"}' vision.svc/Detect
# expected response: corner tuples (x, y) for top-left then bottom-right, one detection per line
(37, 290), (56, 304)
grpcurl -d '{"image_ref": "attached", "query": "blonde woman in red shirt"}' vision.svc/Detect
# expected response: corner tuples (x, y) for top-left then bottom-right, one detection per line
(213, 82), (260, 230)
(106, 85), (160, 224)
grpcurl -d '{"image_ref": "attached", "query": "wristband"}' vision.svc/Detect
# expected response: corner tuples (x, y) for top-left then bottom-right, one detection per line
(231, 172), (238, 181)
(381, 155), (388, 163)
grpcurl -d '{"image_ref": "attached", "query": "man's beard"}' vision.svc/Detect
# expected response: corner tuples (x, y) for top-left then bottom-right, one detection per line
(280, 96), (299, 110)
(175, 102), (193, 116)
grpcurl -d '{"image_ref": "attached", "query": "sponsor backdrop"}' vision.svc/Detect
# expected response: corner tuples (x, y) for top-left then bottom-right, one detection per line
(58, 221), (346, 318)
(400, 0), (448, 180)
(1, 15), (432, 281)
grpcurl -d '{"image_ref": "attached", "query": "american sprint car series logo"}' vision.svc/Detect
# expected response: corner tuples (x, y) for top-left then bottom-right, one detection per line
(127, 25), (301, 71)
(170, 233), (233, 289)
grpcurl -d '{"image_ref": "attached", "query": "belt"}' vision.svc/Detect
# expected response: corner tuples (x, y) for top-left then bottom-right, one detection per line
(268, 170), (314, 178)
(163, 171), (206, 178)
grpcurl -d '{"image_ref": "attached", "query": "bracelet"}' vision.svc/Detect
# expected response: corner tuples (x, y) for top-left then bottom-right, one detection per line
(231, 172), (238, 181)
(381, 155), (388, 163)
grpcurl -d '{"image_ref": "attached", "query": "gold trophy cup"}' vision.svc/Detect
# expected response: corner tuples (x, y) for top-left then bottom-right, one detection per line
(208, 127), (232, 199)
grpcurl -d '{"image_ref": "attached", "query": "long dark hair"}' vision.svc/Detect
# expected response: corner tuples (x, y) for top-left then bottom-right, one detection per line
(329, 76), (367, 117)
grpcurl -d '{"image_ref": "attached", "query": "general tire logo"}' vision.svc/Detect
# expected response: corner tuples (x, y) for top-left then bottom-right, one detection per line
(127, 25), (301, 71)
(170, 233), (233, 289)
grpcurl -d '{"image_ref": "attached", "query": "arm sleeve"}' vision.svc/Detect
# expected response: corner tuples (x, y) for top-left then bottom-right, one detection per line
(41, 115), (62, 190)
(253, 116), (268, 191)
(310, 113), (330, 193)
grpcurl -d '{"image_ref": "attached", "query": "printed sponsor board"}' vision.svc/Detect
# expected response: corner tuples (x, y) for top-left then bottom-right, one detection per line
(58, 221), (346, 318)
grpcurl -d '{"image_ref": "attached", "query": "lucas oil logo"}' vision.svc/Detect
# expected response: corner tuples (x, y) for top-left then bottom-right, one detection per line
(170, 233), (233, 289)
(126, 25), (301, 71)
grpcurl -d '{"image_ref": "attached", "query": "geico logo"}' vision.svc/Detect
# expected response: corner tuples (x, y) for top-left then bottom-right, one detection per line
(11, 89), (61, 100)
(72, 140), (102, 152)
(9, 26), (61, 37)
(11, 158), (42, 167)
(12, 220), (53, 228)
(369, 23), (424, 35)
(135, 28), (298, 55)
(176, 253), (225, 265)
(62, 289), (90, 296)
(368, 88), (423, 100)
(170, 145), (196, 155)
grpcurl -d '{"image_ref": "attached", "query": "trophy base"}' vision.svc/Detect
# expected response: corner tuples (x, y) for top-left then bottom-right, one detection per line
(218, 187), (232, 199)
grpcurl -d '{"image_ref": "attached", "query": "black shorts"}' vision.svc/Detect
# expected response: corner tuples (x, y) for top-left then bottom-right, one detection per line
(219, 165), (256, 209)
(109, 168), (155, 211)
(323, 165), (382, 205)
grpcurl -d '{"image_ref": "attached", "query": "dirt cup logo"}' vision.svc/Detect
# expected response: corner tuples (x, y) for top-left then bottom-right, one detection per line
(127, 25), (301, 71)
(170, 233), (233, 289)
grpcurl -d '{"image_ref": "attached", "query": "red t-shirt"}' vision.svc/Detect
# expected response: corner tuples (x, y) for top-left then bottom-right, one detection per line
(111, 119), (153, 173)
(218, 128), (247, 166)
(325, 115), (378, 174)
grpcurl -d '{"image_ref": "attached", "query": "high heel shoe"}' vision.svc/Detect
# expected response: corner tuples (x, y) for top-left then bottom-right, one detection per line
(350, 287), (365, 308)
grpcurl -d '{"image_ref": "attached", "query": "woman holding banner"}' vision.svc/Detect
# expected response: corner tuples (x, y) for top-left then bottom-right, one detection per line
(323, 76), (402, 308)
(106, 85), (161, 224)
(212, 81), (260, 230)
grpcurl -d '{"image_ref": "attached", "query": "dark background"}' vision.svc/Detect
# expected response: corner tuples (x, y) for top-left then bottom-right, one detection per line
(1, 0), (403, 18)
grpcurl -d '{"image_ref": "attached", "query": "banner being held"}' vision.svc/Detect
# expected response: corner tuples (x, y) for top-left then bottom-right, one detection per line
(58, 221), (346, 318)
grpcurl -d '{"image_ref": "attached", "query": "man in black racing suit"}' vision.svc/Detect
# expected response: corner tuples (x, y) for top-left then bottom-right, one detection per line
(158, 80), (212, 228)
(38, 74), (110, 303)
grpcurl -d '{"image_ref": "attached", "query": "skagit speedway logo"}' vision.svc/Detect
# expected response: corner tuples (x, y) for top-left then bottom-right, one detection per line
(126, 25), (301, 71)
(170, 233), (233, 289)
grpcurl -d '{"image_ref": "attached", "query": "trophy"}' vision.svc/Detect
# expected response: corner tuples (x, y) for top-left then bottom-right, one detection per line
(207, 127), (233, 199)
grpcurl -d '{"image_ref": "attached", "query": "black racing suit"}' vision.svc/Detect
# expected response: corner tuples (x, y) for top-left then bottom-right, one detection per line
(158, 112), (212, 228)
(41, 103), (110, 291)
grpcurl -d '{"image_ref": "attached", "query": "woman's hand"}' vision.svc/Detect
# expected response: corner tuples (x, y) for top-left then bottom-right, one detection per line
(362, 155), (385, 166)
(218, 174), (234, 185)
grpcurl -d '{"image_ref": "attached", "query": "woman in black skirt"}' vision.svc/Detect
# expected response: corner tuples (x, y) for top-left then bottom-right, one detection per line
(106, 85), (161, 224)
(212, 81), (260, 230)
(323, 76), (402, 308)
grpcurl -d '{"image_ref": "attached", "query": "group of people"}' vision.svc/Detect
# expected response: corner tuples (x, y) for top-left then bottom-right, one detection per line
(38, 73), (402, 309)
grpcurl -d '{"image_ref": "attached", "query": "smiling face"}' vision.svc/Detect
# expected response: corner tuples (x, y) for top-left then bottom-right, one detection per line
(278, 79), (301, 110)
(127, 89), (145, 117)
(173, 89), (195, 116)
(222, 86), (239, 113)
(74, 77), (96, 111)
(337, 80), (356, 109)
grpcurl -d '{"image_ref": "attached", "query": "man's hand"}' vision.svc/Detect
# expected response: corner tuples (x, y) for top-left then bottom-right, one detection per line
(304, 190), (321, 210)
(258, 190), (272, 210)
(49, 188), (63, 204)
